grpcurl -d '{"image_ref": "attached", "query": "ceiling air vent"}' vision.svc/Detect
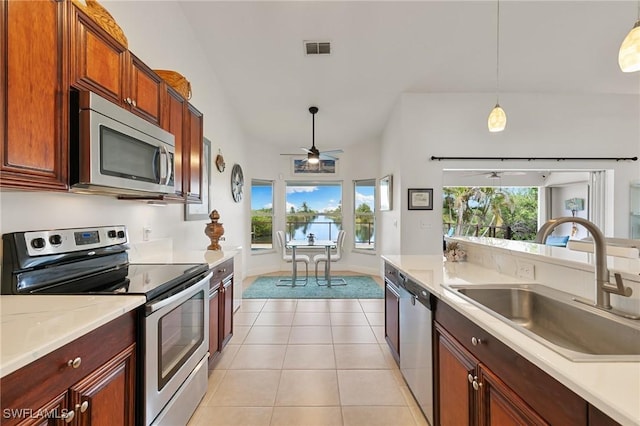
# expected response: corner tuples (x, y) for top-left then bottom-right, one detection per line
(304, 41), (331, 55)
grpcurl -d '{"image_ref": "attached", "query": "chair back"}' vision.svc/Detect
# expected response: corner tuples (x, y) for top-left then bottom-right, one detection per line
(335, 230), (346, 259)
(276, 230), (286, 258)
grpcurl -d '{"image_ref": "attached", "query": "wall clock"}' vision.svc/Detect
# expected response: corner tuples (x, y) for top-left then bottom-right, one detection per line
(231, 164), (244, 202)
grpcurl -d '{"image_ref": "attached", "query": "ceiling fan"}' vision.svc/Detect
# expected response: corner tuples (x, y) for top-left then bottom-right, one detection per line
(463, 171), (527, 179)
(281, 106), (343, 164)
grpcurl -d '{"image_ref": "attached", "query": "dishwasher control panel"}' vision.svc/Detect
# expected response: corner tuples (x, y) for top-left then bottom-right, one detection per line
(402, 279), (434, 309)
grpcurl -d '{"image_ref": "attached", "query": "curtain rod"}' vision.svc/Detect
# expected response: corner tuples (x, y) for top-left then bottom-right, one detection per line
(430, 156), (638, 162)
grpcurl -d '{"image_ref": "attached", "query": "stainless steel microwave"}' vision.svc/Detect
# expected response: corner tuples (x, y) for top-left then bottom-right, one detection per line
(70, 91), (175, 196)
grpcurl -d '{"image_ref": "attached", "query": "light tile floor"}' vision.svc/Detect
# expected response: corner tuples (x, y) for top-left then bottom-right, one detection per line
(188, 296), (428, 426)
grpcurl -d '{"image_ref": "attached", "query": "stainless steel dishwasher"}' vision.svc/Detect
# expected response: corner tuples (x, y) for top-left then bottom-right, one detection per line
(399, 272), (434, 426)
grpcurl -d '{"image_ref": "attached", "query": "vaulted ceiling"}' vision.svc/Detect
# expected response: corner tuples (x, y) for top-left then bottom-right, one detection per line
(179, 1), (640, 151)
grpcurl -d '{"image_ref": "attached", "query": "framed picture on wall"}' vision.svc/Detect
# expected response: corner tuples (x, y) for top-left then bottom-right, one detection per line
(408, 188), (433, 210)
(185, 137), (211, 221)
(380, 175), (392, 211)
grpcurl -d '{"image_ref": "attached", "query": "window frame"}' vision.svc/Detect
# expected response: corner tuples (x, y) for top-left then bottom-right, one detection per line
(353, 178), (376, 251)
(250, 179), (275, 252)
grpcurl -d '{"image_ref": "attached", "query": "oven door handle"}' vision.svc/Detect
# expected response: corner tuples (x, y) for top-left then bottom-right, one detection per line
(146, 271), (212, 315)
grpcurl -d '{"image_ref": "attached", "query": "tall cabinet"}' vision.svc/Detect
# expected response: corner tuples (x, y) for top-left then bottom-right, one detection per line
(1, 0), (69, 190)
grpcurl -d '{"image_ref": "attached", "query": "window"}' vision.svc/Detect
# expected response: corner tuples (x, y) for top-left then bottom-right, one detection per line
(251, 179), (274, 251)
(285, 181), (342, 241)
(354, 179), (376, 250)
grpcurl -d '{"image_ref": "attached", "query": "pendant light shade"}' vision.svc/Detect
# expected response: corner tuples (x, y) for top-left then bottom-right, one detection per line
(619, 19), (640, 72)
(488, 104), (507, 132)
(488, 0), (506, 132)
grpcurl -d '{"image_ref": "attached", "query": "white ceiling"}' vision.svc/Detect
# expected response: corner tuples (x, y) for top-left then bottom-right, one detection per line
(179, 1), (640, 151)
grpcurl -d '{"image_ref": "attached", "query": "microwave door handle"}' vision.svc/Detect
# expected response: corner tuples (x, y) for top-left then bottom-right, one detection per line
(158, 145), (171, 185)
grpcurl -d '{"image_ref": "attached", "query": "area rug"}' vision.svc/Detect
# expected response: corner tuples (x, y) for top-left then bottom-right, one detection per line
(242, 276), (383, 299)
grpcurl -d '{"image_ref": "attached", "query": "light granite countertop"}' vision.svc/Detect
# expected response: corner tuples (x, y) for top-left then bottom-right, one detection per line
(382, 254), (640, 426)
(0, 295), (145, 378)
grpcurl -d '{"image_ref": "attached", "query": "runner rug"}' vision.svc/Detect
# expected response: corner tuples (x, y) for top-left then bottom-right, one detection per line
(242, 275), (383, 299)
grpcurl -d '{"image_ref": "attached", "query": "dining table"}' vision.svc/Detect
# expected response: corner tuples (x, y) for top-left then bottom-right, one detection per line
(286, 239), (346, 287)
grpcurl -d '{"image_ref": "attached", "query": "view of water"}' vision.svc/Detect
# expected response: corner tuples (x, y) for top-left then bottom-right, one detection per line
(288, 215), (341, 241)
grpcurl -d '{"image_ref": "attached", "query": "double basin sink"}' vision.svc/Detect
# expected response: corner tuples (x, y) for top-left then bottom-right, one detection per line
(444, 283), (640, 362)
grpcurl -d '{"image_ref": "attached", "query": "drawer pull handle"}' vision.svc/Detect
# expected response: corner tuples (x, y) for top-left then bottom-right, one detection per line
(471, 337), (482, 346)
(77, 401), (89, 413)
(63, 410), (75, 423)
(67, 357), (82, 369)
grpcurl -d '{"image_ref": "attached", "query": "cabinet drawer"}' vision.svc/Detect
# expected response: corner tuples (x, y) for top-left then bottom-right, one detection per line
(1, 311), (136, 414)
(436, 301), (587, 425)
(210, 259), (234, 287)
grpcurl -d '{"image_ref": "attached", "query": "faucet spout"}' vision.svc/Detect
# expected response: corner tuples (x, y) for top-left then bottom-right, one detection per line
(536, 217), (615, 309)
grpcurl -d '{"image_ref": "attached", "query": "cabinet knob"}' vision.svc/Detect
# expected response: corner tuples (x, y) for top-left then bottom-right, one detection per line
(67, 357), (82, 369)
(471, 337), (482, 346)
(219, 268), (226, 273)
(467, 374), (474, 383)
(63, 410), (75, 423)
(76, 401), (89, 413)
(472, 380), (482, 391)
(124, 97), (132, 105)
(131, 99), (137, 107)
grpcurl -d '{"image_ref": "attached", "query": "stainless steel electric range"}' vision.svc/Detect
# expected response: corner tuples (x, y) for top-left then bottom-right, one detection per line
(2, 225), (211, 426)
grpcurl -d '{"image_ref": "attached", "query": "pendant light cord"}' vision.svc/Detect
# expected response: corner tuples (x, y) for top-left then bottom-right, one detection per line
(496, 0), (501, 103)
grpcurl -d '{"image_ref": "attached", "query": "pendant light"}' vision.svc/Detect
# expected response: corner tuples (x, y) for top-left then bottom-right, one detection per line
(488, 0), (506, 132)
(618, 2), (640, 72)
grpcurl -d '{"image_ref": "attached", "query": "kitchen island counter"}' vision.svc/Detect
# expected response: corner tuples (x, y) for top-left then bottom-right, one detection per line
(382, 254), (640, 426)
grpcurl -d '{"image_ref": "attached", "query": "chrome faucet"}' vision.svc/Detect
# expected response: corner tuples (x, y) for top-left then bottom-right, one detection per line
(535, 217), (632, 311)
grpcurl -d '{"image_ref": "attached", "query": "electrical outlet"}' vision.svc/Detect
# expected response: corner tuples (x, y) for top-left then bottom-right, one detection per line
(143, 226), (152, 242)
(517, 261), (535, 280)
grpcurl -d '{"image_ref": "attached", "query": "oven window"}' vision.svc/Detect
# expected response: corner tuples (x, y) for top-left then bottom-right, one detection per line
(157, 290), (205, 390)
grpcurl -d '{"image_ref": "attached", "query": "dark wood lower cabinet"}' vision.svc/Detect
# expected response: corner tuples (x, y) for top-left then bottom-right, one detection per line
(435, 300), (621, 426)
(0, 312), (136, 426)
(208, 284), (221, 367)
(208, 258), (234, 369)
(384, 282), (400, 363)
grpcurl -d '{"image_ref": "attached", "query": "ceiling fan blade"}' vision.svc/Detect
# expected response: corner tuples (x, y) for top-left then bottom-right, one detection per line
(319, 154), (338, 161)
(300, 147), (312, 154)
(321, 149), (343, 155)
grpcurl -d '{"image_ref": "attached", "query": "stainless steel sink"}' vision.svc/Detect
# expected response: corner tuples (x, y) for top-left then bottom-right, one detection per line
(444, 284), (640, 362)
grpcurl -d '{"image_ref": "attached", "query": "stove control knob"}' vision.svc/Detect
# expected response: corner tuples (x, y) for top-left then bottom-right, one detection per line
(107, 230), (117, 239)
(31, 238), (46, 250)
(49, 234), (62, 246)
(117, 230), (125, 239)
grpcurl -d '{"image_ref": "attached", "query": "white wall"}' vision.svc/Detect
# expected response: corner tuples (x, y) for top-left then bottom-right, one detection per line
(550, 184), (589, 239)
(1, 1), (249, 276)
(380, 92), (640, 255)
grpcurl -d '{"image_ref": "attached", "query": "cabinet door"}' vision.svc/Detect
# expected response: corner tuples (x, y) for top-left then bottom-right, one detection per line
(209, 287), (221, 366)
(2, 0), (68, 190)
(69, 344), (136, 426)
(220, 278), (234, 348)
(70, 5), (126, 106)
(127, 53), (162, 125)
(435, 324), (477, 426)
(384, 282), (400, 363)
(478, 365), (548, 426)
(14, 392), (66, 426)
(162, 87), (186, 199)
(184, 104), (203, 203)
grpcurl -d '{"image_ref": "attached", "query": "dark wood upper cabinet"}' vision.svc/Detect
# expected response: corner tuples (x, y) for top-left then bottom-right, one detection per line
(1, 0), (69, 191)
(70, 4), (162, 126)
(185, 103), (203, 203)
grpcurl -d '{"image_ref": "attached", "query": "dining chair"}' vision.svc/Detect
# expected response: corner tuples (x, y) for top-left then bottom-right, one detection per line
(276, 230), (309, 285)
(313, 230), (345, 280)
